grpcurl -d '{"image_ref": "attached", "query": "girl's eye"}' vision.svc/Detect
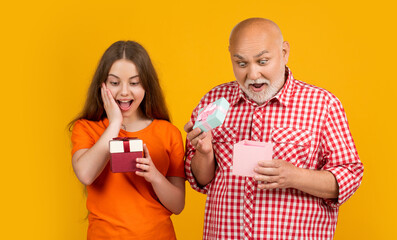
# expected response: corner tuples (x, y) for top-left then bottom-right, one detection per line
(238, 62), (247, 67)
(259, 59), (268, 65)
(109, 81), (119, 86)
(130, 82), (140, 86)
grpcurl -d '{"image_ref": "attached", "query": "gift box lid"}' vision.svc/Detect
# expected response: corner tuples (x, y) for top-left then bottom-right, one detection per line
(193, 97), (230, 132)
(109, 138), (143, 153)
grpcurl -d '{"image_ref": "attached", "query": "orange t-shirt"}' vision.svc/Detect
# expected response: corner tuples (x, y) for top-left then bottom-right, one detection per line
(71, 119), (185, 240)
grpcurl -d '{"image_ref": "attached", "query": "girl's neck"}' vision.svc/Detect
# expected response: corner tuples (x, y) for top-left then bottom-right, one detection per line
(121, 110), (153, 132)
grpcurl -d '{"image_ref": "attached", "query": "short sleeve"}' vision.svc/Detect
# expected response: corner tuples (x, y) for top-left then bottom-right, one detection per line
(320, 98), (364, 207)
(166, 126), (186, 179)
(71, 120), (96, 156)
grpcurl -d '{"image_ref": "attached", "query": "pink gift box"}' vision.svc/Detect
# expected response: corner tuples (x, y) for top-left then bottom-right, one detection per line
(232, 140), (273, 177)
(109, 137), (143, 173)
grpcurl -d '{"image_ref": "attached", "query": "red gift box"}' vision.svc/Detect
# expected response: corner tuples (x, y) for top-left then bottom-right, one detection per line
(109, 137), (143, 173)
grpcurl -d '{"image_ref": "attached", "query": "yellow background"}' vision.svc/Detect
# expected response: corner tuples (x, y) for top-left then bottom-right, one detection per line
(0, 0), (395, 239)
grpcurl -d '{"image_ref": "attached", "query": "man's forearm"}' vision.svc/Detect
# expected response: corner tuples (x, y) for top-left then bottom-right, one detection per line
(191, 151), (216, 187)
(293, 168), (339, 199)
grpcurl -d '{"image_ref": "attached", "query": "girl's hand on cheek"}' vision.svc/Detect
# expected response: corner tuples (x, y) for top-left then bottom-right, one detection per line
(135, 144), (162, 184)
(101, 83), (123, 126)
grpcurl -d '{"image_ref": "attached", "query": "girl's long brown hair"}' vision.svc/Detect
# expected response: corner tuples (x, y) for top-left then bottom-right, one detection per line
(69, 41), (170, 130)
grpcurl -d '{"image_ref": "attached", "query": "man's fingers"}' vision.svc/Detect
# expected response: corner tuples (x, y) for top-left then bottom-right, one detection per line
(254, 174), (278, 182)
(254, 166), (278, 176)
(190, 131), (207, 146)
(257, 182), (278, 189)
(187, 127), (203, 142)
(184, 121), (193, 133)
(258, 160), (278, 168)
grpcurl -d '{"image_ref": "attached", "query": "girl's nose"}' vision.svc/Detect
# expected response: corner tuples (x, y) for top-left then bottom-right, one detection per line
(121, 83), (129, 96)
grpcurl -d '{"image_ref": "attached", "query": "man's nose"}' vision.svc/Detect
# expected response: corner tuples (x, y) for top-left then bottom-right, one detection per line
(247, 64), (261, 80)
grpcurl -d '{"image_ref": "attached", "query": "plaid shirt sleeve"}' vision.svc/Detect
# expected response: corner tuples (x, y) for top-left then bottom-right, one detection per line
(184, 97), (213, 194)
(320, 97), (364, 207)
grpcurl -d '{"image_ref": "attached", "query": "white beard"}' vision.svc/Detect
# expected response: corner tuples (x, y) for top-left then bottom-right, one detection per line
(239, 77), (284, 104)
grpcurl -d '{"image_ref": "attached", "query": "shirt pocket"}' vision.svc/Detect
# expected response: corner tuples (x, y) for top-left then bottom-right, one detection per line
(212, 127), (238, 170)
(271, 127), (313, 168)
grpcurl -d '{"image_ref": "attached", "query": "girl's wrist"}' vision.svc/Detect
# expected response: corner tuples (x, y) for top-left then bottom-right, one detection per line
(107, 121), (122, 131)
(151, 171), (165, 186)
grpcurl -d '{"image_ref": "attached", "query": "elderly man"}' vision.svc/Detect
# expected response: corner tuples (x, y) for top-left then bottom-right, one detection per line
(184, 18), (363, 239)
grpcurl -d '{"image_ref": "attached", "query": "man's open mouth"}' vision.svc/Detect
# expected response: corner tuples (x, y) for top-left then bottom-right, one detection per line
(249, 83), (266, 92)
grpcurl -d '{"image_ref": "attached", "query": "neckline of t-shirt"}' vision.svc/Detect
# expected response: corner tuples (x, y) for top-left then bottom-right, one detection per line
(103, 118), (157, 135)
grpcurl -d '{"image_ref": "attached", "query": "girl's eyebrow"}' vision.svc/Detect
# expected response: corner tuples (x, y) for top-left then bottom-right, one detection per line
(108, 74), (120, 79)
(108, 74), (139, 80)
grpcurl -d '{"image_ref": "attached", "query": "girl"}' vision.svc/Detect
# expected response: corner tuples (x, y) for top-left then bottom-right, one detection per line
(70, 41), (185, 239)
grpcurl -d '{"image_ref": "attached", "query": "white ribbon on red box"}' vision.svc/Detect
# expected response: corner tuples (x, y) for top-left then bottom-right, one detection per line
(110, 139), (143, 153)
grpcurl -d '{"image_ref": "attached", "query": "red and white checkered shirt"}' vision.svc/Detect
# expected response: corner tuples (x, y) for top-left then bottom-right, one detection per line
(185, 68), (363, 240)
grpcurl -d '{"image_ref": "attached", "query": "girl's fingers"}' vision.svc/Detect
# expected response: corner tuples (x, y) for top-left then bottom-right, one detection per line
(100, 85), (105, 104)
(106, 88), (119, 108)
(136, 158), (149, 165)
(136, 163), (149, 171)
(101, 83), (109, 106)
(136, 158), (151, 171)
(102, 83), (119, 111)
(143, 144), (151, 159)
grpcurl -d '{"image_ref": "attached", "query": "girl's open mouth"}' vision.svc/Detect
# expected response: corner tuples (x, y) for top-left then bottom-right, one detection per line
(117, 100), (134, 111)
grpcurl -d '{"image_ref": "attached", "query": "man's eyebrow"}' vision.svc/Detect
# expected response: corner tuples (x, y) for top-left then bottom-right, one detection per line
(233, 50), (269, 59)
(254, 50), (269, 58)
(233, 54), (244, 59)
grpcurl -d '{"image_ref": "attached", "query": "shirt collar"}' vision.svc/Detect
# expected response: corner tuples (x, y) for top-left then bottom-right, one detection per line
(230, 67), (295, 107)
(273, 67), (295, 107)
(229, 82), (244, 106)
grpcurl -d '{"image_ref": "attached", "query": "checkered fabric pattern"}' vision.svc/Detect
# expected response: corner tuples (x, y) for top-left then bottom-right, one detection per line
(185, 68), (363, 240)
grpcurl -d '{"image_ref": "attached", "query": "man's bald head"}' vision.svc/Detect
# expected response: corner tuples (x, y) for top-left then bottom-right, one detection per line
(229, 18), (284, 49)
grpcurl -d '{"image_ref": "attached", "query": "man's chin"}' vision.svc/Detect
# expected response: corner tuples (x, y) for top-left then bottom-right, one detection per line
(249, 96), (269, 105)
(244, 90), (270, 104)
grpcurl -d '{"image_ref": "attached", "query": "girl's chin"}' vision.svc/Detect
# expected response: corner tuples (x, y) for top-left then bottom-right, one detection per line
(120, 107), (140, 117)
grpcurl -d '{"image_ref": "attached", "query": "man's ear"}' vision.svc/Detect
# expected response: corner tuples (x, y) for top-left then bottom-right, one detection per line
(282, 41), (290, 64)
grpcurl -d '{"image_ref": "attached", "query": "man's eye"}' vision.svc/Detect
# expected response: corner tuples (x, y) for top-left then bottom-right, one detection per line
(259, 59), (268, 65)
(238, 62), (247, 67)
